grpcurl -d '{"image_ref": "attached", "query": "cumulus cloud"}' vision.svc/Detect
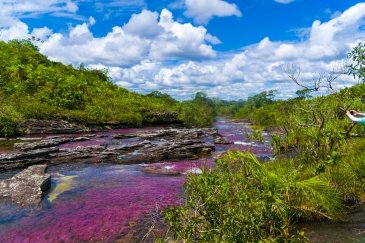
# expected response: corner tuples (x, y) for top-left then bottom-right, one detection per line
(0, 21), (29, 41)
(37, 8), (217, 66)
(31, 27), (53, 40)
(0, 0), (79, 41)
(40, 24), (149, 66)
(184, 0), (242, 24)
(149, 9), (216, 60)
(1, 2), (365, 100)
(110, 3), (365, 100)
(0, 6), (218, 66)
(123, 9), (163, 38)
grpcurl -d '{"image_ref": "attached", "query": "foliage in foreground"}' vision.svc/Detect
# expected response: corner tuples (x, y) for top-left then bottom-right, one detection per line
(164, 151), (343, 242)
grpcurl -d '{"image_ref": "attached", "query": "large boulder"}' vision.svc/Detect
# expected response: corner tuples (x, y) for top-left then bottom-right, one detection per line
(0, 164), (51, 206)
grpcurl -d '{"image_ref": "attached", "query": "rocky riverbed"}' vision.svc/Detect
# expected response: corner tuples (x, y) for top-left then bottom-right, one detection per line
(1, 119), (362, 242)
(0, 128), (217, 171)
(0, 119), (274, 242)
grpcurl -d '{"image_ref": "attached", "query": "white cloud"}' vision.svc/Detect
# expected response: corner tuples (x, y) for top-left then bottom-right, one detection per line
(0, 7), (217, 66)
(275, 0), (295, 4)
(149, 9), (216, 60)
(123, 9), (163, 38)
(184, 0), (242, 24)
(0, 0), (79, 41)
(0, 0), (79, 17)
(1, 2), (365, 100)
(38, 8), (216, 66)
(0, 21), (29, 41)
(66, 1), (78, 13)
(89, 16), (96, 26)
(155, 61), (223, 86)
(31, 27), (53, 40)
(110, 3), (365, 100)
(40, 25), (149, 66)
(107, 0), (145, 7)
(275, 44), (299, 59)
(205, 34), (222, 45)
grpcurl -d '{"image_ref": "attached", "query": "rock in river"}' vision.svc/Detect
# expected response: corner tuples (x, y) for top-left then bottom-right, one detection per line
(14, 137), (90, 151)
(0, 147), (58, 171)
(0, 128), (217, 170)
(0, 164), (51, 206)
(214, 134), (233, 144)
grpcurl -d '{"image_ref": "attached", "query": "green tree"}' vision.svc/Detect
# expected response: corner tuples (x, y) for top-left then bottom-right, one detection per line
(348, 42), (365, 83)
(295, 88), (313, 99)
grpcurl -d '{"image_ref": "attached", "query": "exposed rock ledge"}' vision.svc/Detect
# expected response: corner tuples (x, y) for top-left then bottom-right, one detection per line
(20, 119), (127, 135)
(0, 128), (217, 171)
(0, 165), (51, 206)
(19, 115), (181, 135)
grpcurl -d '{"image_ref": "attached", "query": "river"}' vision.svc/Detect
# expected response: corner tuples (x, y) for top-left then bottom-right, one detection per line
(0, 119), (363, 242)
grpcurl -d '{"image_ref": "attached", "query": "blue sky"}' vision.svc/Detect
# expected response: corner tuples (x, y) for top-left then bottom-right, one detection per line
(1, 0), (365, 100)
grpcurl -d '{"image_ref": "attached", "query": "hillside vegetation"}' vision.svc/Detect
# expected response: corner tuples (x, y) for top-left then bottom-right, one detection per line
(0, 40), (215, 136)
(163, 43), (365, 242)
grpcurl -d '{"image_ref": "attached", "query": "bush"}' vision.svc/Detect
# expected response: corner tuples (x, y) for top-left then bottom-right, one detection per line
(321, 139), (365, 203)
(16, 98), (58, 120)
(0, 104), (22, 137)
(178, 101), (215, 128)
(164, 151), (342, 242)
(0, 116), (19, 137)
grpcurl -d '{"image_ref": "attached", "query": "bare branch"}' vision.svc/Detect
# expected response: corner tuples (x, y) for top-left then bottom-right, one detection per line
(280, 63), (308, 89)
(281, 62), (345, 94)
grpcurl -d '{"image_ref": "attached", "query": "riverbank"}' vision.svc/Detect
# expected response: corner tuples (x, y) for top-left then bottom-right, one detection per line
(298, 204), (365, 242)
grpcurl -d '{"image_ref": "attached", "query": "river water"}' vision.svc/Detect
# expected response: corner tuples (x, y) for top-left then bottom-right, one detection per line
(0, 119), (362, 242)
(0, 119), (271, 242)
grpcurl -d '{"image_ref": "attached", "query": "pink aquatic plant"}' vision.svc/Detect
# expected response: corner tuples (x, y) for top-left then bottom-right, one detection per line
(0, 165), (185, 242)
(0, 119), (273, 241)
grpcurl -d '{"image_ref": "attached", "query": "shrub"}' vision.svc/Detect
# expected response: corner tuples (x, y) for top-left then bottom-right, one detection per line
(164, 151), (342, 242)
(0, 116), (19, 137)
